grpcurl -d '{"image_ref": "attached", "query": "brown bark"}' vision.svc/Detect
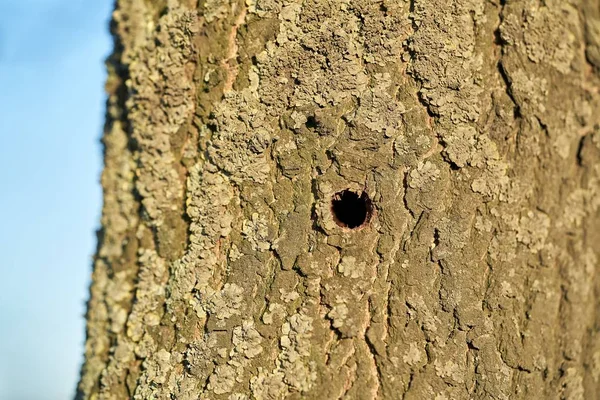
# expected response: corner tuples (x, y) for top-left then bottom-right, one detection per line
(77, 0), (600, 398)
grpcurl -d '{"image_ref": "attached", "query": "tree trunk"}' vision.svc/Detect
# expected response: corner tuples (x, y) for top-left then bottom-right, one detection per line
(77, 0), (600, 398)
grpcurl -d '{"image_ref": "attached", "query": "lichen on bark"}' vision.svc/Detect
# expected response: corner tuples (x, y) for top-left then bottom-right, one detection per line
(78, 0), (600, 399)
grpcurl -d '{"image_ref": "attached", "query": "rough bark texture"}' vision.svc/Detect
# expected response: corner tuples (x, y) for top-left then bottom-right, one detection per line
(77, 0), (600, 398)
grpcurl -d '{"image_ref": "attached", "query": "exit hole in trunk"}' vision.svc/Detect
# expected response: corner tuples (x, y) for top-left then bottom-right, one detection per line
(331, 190), (373, 229)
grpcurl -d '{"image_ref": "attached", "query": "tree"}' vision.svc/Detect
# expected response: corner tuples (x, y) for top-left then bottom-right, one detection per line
(77, 0), (600, 398)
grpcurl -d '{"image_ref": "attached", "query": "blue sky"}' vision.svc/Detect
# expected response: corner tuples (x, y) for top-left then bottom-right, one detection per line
(0, 1), (113, 398)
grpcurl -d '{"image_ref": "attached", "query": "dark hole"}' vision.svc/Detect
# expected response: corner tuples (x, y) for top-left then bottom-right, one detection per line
(331, 190), (373, 229)
(305, 115), (318, 129)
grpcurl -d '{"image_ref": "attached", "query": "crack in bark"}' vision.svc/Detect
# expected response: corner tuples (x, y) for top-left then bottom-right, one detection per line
(365, 296), (383, 398)
(495, 0), (521, 120)
(221, 1), (248, 93)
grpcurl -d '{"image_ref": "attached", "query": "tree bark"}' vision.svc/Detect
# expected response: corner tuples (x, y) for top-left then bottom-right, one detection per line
(77, 0), (600, 398)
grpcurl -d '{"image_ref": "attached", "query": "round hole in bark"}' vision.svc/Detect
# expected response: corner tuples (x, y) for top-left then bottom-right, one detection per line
(331, 190), (373, 229)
